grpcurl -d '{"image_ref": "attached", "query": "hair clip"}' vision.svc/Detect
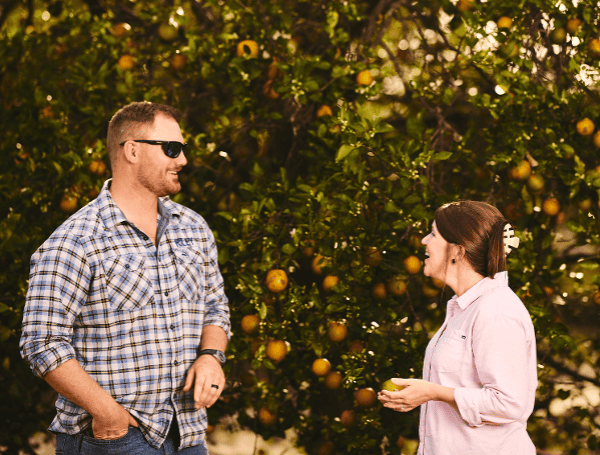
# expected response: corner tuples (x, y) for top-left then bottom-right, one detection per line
(503, 224), (520, 255)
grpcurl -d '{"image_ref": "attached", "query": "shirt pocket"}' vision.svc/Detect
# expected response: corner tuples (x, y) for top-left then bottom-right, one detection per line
(433, 329), (470, 372)
(173, 247), (206, 302)
(103, 254), (153, 311)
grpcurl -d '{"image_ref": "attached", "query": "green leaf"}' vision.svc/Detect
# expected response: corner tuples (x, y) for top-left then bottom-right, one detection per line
(281, 243), (297, 255)
(431, 152), (452, 161)
(336, 144), (356, 161)
(259, 302), (268, 320)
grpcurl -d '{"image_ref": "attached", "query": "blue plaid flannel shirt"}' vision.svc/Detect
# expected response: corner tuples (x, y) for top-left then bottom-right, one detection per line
(20, 180), (231, 449)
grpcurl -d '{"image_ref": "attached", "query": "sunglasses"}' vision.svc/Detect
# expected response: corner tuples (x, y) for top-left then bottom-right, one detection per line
(120, 140), (187, 158)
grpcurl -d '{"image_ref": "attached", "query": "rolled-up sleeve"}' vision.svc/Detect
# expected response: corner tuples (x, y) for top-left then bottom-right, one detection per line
(201, 230), (231, 340)
(20, 236), (91, 378)
(454, 314), (532, 427)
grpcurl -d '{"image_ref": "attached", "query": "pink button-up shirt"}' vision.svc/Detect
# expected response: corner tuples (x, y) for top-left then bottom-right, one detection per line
(418, 272), (537, 455)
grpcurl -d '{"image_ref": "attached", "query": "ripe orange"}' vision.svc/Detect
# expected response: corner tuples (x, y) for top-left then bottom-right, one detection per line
(170, 54), (187, 71)
(340, 409), (356, 427)
(542, 286), (554, 297)
(593, 131), (600, 148)
(267, 59), (279, 79)
(588, 39), (600, 59)
(317, 441), (334, 455)
(262, 80), (280, 99)
(60, 194), (78, 213)
(323, 275), (339, 292)
(579, 198), (593, 212)
(356, 70), (373, 86)
(110, 23), (129, 38)
(556, 212), (566, 224)
(497, 16), (513, 29)
(266, 269), (288, 293)
(526, 174), (545, 193)
(456, 0), (475, 12)
(576, 118), (595, 136)
(431, 278), (445, 289)
(311, 255), (329, 274)
(324, 371), (343, 390)
(356, 387), (377, 407)
(371, 282), (387, 300)
(312, 358), (332, 376)
(592, 290), (600, 305)
(316, 105), (333, 118)
(237, 39), (259, 58)
(241, 314), (260, 335)
(403, 255), (421, 275)
(387, 277), (407, 296)
(118, 55), (134, 71)
(302, 239), (316, 257)
(396, 435), (406, 449)
(348, 340), (365, 353)
(363, 247), (383, 267)
(508, 160), (531, 181)
(258, 406), (277, 425)
(542, 197), (560, 216)
(88, 160), (106, 175)
(266, 339), (288, 362)
(567, 18), (582, 35)
(327, 321), (347, 342)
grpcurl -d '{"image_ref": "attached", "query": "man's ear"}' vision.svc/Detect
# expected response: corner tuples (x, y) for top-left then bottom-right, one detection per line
(121, 141), (139, 164)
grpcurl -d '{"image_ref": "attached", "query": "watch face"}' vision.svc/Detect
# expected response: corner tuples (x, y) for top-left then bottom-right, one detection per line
(215, 351), (226, 363)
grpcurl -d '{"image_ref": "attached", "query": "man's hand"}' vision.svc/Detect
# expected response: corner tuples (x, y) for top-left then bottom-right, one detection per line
(92, 402), (138, 439)
(183, 355), (225, 409)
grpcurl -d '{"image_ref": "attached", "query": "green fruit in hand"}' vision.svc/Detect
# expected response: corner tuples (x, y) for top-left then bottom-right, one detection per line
(382, 379), (404, 392)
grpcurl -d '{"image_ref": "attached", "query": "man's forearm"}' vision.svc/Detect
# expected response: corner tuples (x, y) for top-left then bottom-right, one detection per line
(44, 358), (121, 418)
(200, 325), (228, 352)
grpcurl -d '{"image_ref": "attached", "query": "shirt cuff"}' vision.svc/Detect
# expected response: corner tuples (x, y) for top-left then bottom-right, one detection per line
(454, 387), (484, 427)
(27, 342), (77, 378)
(202, 318), (232, 340)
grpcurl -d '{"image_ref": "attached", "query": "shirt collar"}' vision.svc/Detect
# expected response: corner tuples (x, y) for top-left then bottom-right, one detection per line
(453, 271), (509, 310)
(97, 179), (182, 230)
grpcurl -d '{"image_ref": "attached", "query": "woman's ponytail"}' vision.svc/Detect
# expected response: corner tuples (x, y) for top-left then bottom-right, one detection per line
(488, 219), (508, 278)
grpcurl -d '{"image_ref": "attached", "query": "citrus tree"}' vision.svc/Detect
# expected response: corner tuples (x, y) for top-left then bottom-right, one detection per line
(1, 0), (600, 453)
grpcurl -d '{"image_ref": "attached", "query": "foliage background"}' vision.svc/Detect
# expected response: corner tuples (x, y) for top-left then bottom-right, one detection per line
(1, 0), (600, 453)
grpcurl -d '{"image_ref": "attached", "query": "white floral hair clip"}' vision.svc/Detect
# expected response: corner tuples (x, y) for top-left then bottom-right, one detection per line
(503, 224), (520, 255)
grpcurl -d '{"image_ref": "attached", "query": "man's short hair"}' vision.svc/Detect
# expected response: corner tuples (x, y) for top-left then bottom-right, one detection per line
(107, 102), (181, 164)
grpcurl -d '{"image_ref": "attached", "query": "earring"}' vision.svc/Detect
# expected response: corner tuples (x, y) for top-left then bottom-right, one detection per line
(452, 259), (456, 264)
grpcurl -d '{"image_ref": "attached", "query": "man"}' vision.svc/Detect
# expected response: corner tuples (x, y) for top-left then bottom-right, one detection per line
(20, 102), (230, 454)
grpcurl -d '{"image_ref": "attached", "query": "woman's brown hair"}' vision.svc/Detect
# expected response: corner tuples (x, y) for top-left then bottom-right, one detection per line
(434, 200), (509, 278)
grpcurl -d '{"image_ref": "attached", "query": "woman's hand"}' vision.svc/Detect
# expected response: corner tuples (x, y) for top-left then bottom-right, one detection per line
(377, 378), (452, 412)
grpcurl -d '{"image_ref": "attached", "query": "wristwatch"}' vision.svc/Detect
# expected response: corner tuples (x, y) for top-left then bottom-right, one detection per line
(197, 348), (226, 365)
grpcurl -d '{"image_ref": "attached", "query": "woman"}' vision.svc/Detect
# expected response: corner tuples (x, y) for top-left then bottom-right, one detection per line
(378, 201), (537, 455)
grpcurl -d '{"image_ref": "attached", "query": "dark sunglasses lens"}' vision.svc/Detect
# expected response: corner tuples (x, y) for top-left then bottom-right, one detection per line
(163, 142), (184, 158)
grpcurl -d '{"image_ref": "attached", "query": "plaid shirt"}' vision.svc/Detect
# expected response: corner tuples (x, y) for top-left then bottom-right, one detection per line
(20, 180), (231, 449)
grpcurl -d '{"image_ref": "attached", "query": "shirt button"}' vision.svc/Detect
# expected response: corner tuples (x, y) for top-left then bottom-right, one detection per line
(170, 324), (175, 330)
(174, 360), (179, 365)
(143, 235), (149, 241)
(125, 264), (130, 269)
(165, 291), (169, 296)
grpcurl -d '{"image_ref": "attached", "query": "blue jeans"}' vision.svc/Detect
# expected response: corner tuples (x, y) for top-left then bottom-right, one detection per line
(55, 427), (209, 455)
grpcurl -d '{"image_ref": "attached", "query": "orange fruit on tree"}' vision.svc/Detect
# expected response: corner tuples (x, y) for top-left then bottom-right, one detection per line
(110, 23), (129, 38)
(169, 53), (187, 71)
(258, 406), (277, 425)
(403, 255), (421, 275)
(588, 39), (600, 59)
(266, 269), (288, 293)
(317, 441), (334, 455)
(593, 290), (600, 305)
(266, 339), (288, 362)
(316, 105), (333, 118)
(237, 39), (259, 58)
(158, 23), (178, 41)
(431, 278), (445, 288)
(89, 160), (106, 175)
(508, 160), (531, 181)
(348, 340), (365, 353)
(312, 358), (332, 376)
(328, 321), (347, 342)
(60, 194), (78, 213)
(311, 255), (329, 274)
(262, 80), (280, 99)
(340, 409), (356, 427)
(456, 0), (475, 12)
(323, 275), (339, 292)
(497, 16), (513, 29)
(387, 277), (407, 296)
(372, 282), (387, 300)
(550, 28), (567, 45)
(302, 240), (316, 257)
(356, 70), (373, 86)
(579, 198), (593, 211)
(566, 18), (582, 35)
(118, 55), (135, 71)
(593, 131), (600, 148)
(542, 198), (560, 216)
(526, 174), (545, 193)
(576, 118), (595, 136)
(324, 371), (343, 390)
(363, 247), (383, 267)
(356, 387), (377, 407)
(267, 59), (279, 79)
(241, 314), (260, 335)
(396, 435), (406, 449)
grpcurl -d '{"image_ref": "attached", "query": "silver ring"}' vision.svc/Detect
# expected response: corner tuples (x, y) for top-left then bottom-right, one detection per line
(401, 404), (405, 410)
(211, 384), (219, 389)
